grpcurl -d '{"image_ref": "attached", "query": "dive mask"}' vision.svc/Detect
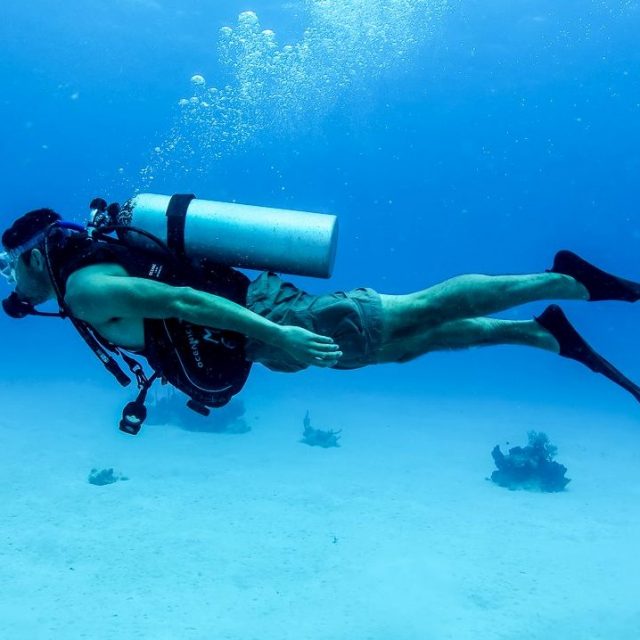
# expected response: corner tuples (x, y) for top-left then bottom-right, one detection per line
(0, 227), (53, 287)
(0, 248), (18, 285)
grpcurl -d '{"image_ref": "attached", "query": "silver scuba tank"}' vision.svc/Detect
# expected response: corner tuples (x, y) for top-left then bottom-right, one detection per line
(118, 193), (339, 278)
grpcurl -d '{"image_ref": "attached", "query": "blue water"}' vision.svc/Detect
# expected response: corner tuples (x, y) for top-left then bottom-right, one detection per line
(1, 1), (639, 637)
(2, 0), (639, 402)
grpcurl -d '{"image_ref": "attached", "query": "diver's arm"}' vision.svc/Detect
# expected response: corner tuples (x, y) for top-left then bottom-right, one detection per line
(65, 273), (341, 364)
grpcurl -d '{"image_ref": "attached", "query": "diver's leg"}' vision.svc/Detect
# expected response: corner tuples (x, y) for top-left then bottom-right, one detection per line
(376, 316), (559, 363)
(381, 251), (640, 342)
(376, 309), (640, 403)
(379, 271), (588, 341)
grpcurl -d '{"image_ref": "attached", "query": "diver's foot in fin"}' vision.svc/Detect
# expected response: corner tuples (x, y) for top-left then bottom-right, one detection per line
(535, 304), (640, 403)
(549, 250), (640, 302)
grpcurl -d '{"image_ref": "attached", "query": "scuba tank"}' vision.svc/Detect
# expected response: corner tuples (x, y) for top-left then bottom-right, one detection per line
(116, 193), (339, 278)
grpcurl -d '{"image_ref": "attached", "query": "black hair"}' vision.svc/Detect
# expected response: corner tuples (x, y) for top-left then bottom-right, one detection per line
(2, 208), (62, 263)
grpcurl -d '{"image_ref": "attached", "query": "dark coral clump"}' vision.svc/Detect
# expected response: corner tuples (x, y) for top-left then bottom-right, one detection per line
(301, 411), (341, 448)
(490, 431), (570, 492)
(88, 468), (128, 486)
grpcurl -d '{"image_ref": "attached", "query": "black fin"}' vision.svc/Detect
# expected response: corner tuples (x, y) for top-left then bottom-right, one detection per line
(535, 304), (640, 403)
(549, 250), (640, 302)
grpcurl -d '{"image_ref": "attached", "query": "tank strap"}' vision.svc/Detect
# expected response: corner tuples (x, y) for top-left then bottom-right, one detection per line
(166, 193), (195, 260)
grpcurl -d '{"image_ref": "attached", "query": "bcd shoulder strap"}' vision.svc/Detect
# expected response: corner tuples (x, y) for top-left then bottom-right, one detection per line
(44, 231), (159, 435)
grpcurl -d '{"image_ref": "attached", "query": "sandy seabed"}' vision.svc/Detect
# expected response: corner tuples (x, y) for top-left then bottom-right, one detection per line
(1, 377), (639, 640)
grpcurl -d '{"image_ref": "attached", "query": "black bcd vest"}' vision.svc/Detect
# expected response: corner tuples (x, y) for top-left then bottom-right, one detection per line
(50, 231), (253, 416)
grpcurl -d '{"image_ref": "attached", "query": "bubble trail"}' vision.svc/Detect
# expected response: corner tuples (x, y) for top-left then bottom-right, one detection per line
(139, 0), (449, 185)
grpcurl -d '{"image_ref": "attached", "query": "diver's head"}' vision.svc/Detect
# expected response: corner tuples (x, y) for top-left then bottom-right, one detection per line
(1, 208), (61, 306)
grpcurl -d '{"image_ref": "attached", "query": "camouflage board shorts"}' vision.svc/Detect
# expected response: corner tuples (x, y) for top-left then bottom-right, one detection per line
(244, 271), (384, 372)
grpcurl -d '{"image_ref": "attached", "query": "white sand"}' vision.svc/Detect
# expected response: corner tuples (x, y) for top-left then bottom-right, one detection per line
(1, 377), (639, 640)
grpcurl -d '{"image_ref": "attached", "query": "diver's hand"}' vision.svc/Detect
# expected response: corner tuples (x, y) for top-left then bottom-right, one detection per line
(276, 325), (342, 367)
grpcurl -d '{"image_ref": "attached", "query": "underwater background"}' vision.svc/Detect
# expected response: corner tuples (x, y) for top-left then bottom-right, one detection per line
(1, 1), (639, 638)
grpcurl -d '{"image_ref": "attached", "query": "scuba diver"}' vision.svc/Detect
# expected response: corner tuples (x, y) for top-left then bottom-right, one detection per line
(2, 193), (640, 435)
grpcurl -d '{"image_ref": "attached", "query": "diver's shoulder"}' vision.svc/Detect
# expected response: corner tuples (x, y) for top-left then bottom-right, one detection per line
(64, 263), (132, 321)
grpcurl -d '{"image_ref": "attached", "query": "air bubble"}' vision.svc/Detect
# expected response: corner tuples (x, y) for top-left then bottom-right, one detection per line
(239, 11), (259, 25)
